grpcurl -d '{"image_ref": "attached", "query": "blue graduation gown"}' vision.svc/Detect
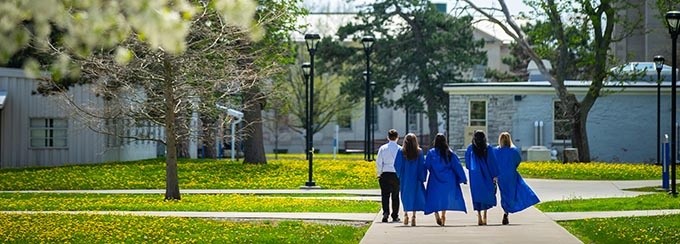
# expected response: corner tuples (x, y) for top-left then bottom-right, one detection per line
(494, 146), (540, 213)
(394, 149), (426, 211)
(465, 144), (500, 211)
(424, 148), (467, 214)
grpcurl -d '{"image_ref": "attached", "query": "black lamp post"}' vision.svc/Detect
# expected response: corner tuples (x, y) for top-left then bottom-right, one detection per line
(665, 11), (680, 196)
(303, 33), (320, 188)
(654, 55), (665, 168)
(370, 80), (376, 161)
(301, 62), (311, 161)
(362, 36), (375, 161)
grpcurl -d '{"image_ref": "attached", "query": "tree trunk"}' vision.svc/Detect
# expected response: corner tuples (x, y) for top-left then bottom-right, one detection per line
(242, 85), (267, 164)
(202, 120), (217, 159)
(573, 111), (590, 162)
(163, 57), (181, 200)
(564, 95), (592, 163)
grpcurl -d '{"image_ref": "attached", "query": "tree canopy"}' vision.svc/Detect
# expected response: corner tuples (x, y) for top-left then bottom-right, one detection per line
(462, 0), (644, 162)
(326, 0), (486, 141)
(0, 0), (262, 79)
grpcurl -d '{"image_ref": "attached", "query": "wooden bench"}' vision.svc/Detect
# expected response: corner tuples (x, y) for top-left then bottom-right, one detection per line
(343, 141), (366, 153)
(342, 135), (431, 154)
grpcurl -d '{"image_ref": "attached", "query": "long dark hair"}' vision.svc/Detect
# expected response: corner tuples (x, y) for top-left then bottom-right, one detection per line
(433, 133), (452, 163)
(472, 130), (487, 159)
(403, 133), (420, 161)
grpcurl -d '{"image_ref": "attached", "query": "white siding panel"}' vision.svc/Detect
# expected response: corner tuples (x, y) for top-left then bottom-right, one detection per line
(0, 67), (107, 168)
(1, 75), (32, 168)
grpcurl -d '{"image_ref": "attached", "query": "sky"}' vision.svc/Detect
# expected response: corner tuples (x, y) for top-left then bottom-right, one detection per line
(301, 0), (533, 16)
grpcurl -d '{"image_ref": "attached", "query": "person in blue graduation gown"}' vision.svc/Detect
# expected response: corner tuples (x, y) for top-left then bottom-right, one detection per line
(494, 132), (540, 225)
(465, 130), (500, 225)
(394, 133), (427, 226)
(424, 133), (467, 227)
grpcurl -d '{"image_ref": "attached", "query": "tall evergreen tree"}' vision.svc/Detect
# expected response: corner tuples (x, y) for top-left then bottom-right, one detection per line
(330, 0), (486, 141)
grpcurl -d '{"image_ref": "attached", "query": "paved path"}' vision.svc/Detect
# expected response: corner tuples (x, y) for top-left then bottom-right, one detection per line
(526, 179), (657, 201)
(2, 179), (670, 243)
(360, 179), (662, 244)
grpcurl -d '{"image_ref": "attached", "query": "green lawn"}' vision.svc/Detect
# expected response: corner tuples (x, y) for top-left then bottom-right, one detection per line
(0, 193), (380, 212)
(518, 161), (660, 180)
(0, 213), (368, 243)
(560, 214), (680, 243)
(0, 156), (672, 244)
(536, 193), (680, 212)
(0, 157), (377, 190)
(0, 157), (663, 191)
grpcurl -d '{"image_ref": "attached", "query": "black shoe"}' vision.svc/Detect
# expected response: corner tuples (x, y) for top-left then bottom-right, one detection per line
(392, 217), (401, 223)
(382, 217), (388, 223)
(502, 213), (509, 225)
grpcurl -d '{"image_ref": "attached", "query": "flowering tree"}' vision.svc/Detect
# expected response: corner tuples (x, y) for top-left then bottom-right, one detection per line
(0, 0), (261, 200)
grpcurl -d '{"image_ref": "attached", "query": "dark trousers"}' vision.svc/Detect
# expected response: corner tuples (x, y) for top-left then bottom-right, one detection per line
(379, 172), (400, 219)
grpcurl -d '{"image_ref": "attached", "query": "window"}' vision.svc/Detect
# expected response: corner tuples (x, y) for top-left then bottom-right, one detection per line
(30, 118), (68, 148)
(469, 100), (487, 126)
(337, 111), (351, 129)
(105, 119), (122, 147)
(553, 101), (572, 141)
(407, 111), (418, 132)
(472, 64), (486, 82)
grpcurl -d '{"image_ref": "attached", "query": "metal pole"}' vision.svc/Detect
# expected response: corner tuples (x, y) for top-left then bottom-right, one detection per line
(664, 134), (670, 190)
(658, 70), (662, 166)
(307, 51), (316, 187)
(365, 53), (370, 161)
(305, 64), (309, 161)
(672, 34), (678, 196)
(231, 121), (236, 161)
(369, 82), (377, 161)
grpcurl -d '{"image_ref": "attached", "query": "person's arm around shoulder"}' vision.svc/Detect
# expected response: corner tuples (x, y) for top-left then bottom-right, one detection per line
(464, 144), (472, 170)
(451, 150), (467, 184)
(417, 149), (426, 182)
(487, 145), (500, 183)
(511, 146), (522, 170)
(424, 148), (434, 170)
(394, 149), (404, 179)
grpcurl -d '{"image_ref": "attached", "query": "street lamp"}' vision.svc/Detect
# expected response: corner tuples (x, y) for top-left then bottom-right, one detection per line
(665, 11), (680, 196)
(301, 62), (311, 161)
(654, 55), (665, 168)
(362, 36), (375, 161)
(303, 33), (320, 188)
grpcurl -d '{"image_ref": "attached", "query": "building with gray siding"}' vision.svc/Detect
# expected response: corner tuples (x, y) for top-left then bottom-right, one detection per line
(445, 80), (672, 163)
(0, 67), (158, 168)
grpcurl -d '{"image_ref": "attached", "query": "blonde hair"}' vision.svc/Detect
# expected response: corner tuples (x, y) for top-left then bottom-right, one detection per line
(498, 132), (514, 148)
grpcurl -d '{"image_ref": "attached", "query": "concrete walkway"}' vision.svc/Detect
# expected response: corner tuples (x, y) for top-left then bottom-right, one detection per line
(2, 179), (669, 243)
(359, 179), (662, 244)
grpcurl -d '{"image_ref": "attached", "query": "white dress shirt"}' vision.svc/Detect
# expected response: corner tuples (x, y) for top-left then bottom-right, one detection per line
(376, 140), (401, 176)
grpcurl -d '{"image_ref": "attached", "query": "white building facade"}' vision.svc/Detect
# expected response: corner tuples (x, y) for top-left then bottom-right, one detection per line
(0, 67), (158, 168)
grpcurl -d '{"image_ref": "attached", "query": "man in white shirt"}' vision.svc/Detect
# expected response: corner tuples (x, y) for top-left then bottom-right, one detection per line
(375, 129), (401, 223)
